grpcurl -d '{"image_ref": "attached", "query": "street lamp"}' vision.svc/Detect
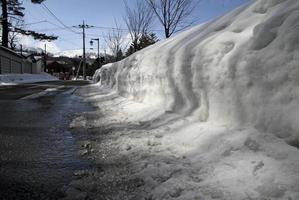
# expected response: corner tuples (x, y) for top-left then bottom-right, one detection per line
(90, 38), (100, 69)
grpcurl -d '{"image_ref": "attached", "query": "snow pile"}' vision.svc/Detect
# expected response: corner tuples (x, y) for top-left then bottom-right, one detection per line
(96, 0), (299, 144)
(84, 0), (299, 199)
(0, 73), (57, 85)
(74, 86), (299, 199)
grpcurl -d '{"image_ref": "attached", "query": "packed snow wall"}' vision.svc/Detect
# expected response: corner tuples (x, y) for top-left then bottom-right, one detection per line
(95, 0), (299, 143)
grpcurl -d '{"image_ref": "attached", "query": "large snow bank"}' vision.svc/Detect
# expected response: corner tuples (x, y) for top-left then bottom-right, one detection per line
(95, 0), (299, 144)
(0, 73), (57, 86)
(73, 85), (299, 199)
(86, 0), (299, 199)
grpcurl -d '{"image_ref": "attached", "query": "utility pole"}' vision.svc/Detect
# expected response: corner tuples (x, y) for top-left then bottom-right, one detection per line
(73, 21), (94, 80)
(82, 21), (86, 80)
(44, 43), (47, 72)
(90, 38), (100, 69)
(20, 44), (23, 56)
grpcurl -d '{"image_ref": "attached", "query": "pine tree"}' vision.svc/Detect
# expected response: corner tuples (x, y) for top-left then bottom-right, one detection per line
(116, 49), (123, 61)
(126, 33), (158, 56)
(1, 0), (57, 48)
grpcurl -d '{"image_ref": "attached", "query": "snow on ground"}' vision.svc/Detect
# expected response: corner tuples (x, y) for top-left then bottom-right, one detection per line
(70, 85), (299, 200)
(0, 73), (57, 85)
(67, 0), (299, 199)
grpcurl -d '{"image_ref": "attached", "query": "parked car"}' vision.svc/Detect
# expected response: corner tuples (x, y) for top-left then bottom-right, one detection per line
(65, 72), (71, 80)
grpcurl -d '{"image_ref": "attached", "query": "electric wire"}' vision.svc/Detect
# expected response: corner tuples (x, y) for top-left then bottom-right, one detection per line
(41, 2), (80, 34)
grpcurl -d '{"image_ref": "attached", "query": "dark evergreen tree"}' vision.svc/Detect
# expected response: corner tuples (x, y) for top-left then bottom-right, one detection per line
(116, 49), (123, 61)
(126, 33), (158, 56)
(1, 0), (57, 48)
(86, 60), (101, 77)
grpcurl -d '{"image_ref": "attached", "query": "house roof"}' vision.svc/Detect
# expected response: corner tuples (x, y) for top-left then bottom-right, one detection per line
(0, 46), (23, 58)
(47, 60), (73, 69)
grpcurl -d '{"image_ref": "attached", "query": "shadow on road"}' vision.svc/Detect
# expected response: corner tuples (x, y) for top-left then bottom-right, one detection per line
(0, 80), (93, 200)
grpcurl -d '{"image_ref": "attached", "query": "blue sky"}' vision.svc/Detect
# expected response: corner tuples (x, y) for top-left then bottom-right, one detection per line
(21, 0), (251, 55)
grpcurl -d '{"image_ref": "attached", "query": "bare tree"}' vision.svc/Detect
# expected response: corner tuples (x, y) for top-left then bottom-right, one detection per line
(8, 18), (24, 50)
(8, 29), (20, 50)
(123, 0), (153, 53)
(105, 21), (125, 62)
(145, 0), (199, 38)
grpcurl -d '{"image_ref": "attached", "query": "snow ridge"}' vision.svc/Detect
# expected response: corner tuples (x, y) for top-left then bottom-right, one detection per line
(95, 0), (299, 144)
(85, 1), (299, 198)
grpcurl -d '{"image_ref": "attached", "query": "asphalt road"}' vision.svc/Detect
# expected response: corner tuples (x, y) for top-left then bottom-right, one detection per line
(0, 81), (93, 200)
(0, 80), (90, 100)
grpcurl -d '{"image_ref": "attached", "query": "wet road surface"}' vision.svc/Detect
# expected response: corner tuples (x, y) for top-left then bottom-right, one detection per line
(0, 81), (93, 200)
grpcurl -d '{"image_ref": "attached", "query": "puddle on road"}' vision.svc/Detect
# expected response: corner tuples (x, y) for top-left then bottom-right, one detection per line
(0, 88), (94, 199)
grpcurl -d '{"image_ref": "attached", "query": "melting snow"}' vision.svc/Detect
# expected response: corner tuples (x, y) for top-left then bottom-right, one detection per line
(74, 0), (299, 199)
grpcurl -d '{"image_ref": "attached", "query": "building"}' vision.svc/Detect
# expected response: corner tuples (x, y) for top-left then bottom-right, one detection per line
(0, 46), (44, 74)
(46, 60), (73, 74)
(46, 57), (76, 80)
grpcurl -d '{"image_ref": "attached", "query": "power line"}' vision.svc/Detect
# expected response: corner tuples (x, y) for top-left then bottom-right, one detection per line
(55, 48), (84, 53)
(57, 33), (83, 37)
(34, 26), (75, 32)
(85, 33), (131, 41)
(59, 37), (82, 41)
(45, 20), (66, 30)
(22, 20), (47, 26)
(25, 5), (48, 23)
(41, 2), (80, 34)
(24, 8), (66, 31)
(91, 25), (165, 33)
(59, 39), (81, 47)
(30, 24), (165, 33)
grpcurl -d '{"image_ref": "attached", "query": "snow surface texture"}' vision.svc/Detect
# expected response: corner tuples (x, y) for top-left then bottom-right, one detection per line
(0, 73), (57, 85)
(87, 0), (299, 199)
(72, 85), (299, 200)
(95, 0), (299, 144)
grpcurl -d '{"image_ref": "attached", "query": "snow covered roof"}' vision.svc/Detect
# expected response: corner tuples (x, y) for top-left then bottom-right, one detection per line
(0, 46), (23, 58)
